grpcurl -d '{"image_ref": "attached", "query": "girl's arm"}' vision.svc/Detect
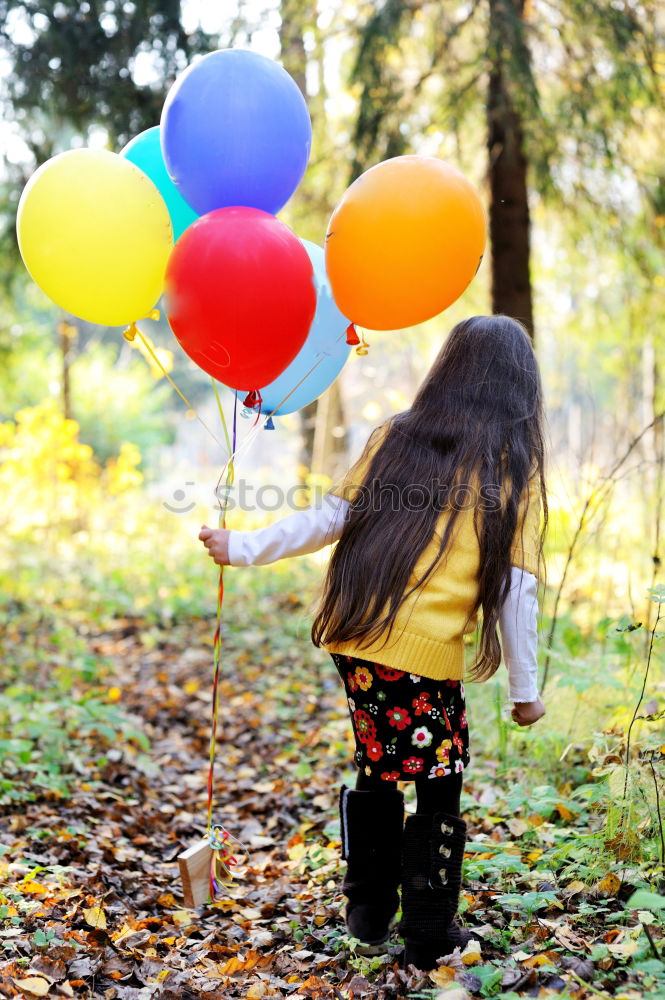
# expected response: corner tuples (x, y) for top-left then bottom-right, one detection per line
(498, 567), (541, 705)
(200, 494), (350, 567)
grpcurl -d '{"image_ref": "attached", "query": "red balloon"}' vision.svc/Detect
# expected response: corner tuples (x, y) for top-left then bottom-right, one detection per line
(165, 206), (316, 388)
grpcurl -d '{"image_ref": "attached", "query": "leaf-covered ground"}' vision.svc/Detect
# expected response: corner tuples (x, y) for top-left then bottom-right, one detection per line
(1, 580), (663, 1000)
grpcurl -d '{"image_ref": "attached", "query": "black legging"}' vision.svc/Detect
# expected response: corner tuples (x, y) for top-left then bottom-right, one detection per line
(355, 767), (463, 818)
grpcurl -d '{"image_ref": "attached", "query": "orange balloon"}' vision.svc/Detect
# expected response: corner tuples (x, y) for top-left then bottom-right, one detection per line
(325, 156), (486, 330)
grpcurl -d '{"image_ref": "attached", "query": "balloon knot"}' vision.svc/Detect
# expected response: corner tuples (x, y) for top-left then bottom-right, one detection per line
(123, 322), (138, 342)
(264, 416), (275, 430)
(208, 825), (230, 851)
(243, 389), (263, 410)
(346, 322), (360, 346)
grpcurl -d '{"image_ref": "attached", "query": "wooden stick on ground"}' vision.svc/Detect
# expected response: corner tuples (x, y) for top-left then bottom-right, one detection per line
(178, 839), (212, 908)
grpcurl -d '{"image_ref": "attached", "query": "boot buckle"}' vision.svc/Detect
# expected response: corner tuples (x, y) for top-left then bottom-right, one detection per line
(439, 845), (451, 858)
(438, 867), (448, 885)
(440, 822), (454, 835)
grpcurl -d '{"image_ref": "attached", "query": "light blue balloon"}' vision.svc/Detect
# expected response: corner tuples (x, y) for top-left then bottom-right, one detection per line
(235, 240), (351, 418)
(120, 126), (199, 241)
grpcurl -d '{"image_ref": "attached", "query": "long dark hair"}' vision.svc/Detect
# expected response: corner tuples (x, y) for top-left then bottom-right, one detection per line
(311, 314), (548, 681)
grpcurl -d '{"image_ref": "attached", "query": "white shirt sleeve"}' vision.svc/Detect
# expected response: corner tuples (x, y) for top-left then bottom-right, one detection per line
(227, 494), (350, 566)
(499, 566), (540, 703)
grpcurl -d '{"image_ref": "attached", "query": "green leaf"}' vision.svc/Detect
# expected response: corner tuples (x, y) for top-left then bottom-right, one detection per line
(626, 889), (665, 911)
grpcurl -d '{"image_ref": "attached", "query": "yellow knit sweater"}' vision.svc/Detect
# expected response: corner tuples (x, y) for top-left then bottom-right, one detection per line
(325, 426), (542, 681)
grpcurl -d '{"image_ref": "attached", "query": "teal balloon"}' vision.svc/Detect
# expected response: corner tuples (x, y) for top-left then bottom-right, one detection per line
(235, 240), (351, 417)
(120, 126), (198, 241)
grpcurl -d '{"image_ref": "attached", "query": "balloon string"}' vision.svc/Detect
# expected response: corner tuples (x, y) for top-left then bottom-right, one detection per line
(207, 382), (235, 840)
(203, 390), (247, 902)
(200, 326), (361, 900)
(223, 329), (351, 476)
(124, 322), (226, 451)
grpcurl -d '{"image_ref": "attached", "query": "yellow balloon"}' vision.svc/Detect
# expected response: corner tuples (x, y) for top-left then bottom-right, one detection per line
(17, 148), (173, 326)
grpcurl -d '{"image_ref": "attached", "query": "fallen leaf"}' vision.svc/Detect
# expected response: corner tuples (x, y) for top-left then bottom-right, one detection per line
(507, 818), (529, 837)
(560, 956), (595, 981)
(561, 879), (586, 896)
(460, 940), (482, 965)
(287, 841), (306, 861)
(83, 905), (107, 929)
(246, 982), (270, 998)
(595, 873), (621, 897)
(18, 880), (49, 895)
(429, 966), (456, 986)
(607, 938), (640, 958)
(12, 976), (50, 997)
(523, 952), (557, 968)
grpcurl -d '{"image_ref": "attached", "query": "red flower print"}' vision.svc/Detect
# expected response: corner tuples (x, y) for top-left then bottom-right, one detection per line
(381, 770), (401, 781)
(374, 663), (404, 682)
(366, 741), (384, 761)
(347, 672), (358, 693)
(353, 709), (377, 744)
(444, 679), (460, 687)
(452, 731), (464, 753)
(387, 707), (412, 730)
(354, 666), (373, 691)
(441, 706), (452, 731)
(412, 692), (433, 716)
(402, 756), (424, 774)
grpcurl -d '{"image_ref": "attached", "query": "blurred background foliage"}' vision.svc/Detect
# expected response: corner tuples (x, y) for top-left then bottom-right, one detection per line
(0, 0), (664, 879)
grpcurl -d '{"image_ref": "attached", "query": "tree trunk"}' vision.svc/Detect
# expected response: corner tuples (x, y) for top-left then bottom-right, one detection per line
(279, 0), (349, 481)
(487, 0), (534, 338)
(58, 317), (77, 420)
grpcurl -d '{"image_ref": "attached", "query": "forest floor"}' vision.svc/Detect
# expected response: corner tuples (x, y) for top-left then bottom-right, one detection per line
(0, 578), (662, 1000)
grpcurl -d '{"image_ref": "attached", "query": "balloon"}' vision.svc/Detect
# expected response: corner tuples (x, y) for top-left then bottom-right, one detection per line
(161, 48), (312, 216)
(234, 240), (351, 416)
(121, 126), (198, 241)
(325, 155), (486, 330)
(165, 207), (316, 389)
(16, 148), (173, 326)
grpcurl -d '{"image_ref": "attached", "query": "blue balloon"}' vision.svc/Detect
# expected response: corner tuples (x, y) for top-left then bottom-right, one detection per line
(161, 49), (312, 216)
(120, 126), (198, 242)
(235, 240), (351, 417)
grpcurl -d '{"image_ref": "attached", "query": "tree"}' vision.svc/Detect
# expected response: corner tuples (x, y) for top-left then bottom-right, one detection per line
(0, 0), (219, 259)
(0, 1), (220, 423)
(486, 0), (535, 334)
(348, 0), (661, 341)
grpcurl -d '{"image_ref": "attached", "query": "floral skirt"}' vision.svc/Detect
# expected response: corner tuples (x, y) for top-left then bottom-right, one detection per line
(331, 653), (470, 782)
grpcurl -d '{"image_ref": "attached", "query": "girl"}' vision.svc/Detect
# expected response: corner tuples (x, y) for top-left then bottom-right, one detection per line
(199, 314), (547, 971)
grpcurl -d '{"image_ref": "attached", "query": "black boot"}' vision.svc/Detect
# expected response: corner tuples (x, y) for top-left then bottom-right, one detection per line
(399, 811), (475, 971)
(339, 784), (404, 949)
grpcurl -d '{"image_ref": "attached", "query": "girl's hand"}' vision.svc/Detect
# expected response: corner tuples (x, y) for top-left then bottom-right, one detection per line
(511, 696), (545, 727)
(199, 525), (231, 566)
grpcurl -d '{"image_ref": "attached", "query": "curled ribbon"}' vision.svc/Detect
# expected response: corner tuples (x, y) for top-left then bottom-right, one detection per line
(208, 823), (249, 897)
